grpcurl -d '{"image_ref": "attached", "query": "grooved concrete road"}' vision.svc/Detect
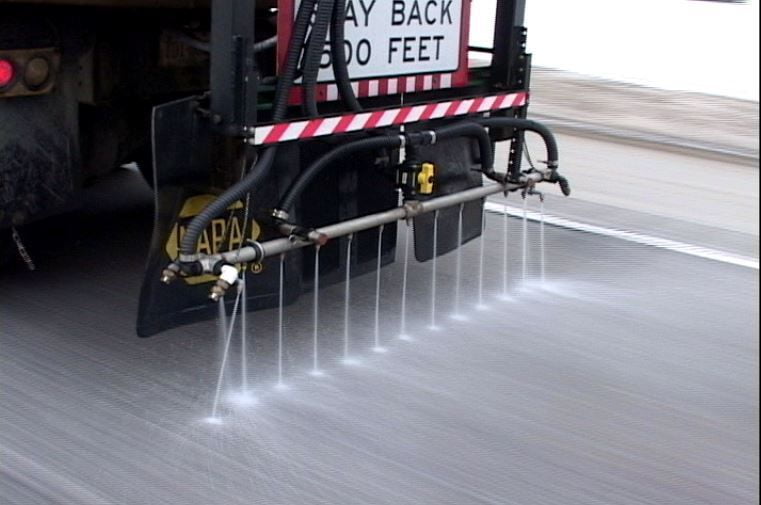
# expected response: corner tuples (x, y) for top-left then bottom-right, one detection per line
(1, 136), (758, 504)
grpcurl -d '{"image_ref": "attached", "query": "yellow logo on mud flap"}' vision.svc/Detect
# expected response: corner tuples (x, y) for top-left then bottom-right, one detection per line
(165, 195), (262, 285)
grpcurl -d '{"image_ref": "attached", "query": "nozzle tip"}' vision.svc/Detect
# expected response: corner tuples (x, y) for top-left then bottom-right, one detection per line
(160, 264), (180, 284)
(209, 280), (232, 302)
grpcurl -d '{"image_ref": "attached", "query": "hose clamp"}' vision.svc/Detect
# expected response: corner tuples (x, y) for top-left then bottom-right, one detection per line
(427, 130), (437, 145)
(247, 241), (265, 263)
(398, 135), (407, 149)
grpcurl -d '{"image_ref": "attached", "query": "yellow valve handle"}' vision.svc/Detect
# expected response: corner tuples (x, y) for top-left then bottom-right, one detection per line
(417, 162), (435, 195)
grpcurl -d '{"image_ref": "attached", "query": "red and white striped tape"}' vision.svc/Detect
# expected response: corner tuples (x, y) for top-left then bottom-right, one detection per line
(322, 73), (455, 101)
(289, 73), (460, 105)
(251, 91), (528, 146)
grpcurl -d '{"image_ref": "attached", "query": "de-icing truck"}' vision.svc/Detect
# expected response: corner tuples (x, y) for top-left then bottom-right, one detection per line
(0, 0), (569, 335)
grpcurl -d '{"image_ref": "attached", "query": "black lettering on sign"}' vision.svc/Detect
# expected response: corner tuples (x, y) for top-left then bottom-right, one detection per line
(441, 0), (452, 24)
(356, 39), (372, 65)
(388, 34), (447, 64)
(388, 0), (454, 26)
(329, 38), (371, 66)
(403, 36), (415, 62)
(407, 0), (421, 25)
(358, 0), (376, 26)
(388, 37), (401, 63)
(433, 35), (444, 59)
(418, 35), (430, 61)
(425, 0), (437, 24)
(391, 0), (405, 25)
(345, 0), (358, 27)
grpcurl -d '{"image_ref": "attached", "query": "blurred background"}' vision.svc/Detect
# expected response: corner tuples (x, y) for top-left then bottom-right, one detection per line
(474, 0), (759, 100)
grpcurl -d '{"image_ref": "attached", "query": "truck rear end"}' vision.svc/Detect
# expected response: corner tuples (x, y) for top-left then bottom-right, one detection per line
(0, 0), (569, 335)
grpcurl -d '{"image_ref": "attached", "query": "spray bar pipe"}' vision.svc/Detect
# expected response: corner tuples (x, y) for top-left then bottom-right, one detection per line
(211, 177), (540, 270)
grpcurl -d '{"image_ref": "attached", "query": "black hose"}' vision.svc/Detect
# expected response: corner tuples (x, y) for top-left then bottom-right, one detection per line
(330, 0), (362, 111)
(474, 117), (568, 195)
(278, 122), (495, 212)
(473, 117), (559, 168)
(302, 0), (335, 116)
(179, 0), (316, 257)
(278, 136), (403, 212)
(271, 0), (317, 121)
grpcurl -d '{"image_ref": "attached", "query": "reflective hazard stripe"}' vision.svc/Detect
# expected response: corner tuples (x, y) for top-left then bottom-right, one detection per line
(250, 91), (529, 146)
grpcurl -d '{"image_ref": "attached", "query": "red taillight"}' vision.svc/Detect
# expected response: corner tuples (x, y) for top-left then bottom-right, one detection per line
(0, 59), (15, 88)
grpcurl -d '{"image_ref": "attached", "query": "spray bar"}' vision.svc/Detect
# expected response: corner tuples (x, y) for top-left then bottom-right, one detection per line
(216, 176), (542, 268)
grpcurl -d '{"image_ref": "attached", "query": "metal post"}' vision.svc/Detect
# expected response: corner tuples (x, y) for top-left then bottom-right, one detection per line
(491, 0), (527, 90)
(210, 0), (259, 136)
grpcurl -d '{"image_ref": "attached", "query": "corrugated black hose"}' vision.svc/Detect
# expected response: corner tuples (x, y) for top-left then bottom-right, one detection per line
(473, 117), (568, 195)
(178, 0), (316, 258)
(330, 0), (362, 111)
(302, 0), (335, 116)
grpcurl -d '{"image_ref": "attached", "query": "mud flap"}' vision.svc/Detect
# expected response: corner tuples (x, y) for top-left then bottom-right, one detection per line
(410, 134), (485, 262)
(137, 97), (398, 337)
(137, 97), (300, 337)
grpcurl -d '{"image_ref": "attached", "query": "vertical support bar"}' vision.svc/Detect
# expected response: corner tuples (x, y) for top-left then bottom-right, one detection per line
(507, 52), (531, 180)
(490, 0), (531, 180)
(211, 0), (258, 136)
(491, 0), (526, 89)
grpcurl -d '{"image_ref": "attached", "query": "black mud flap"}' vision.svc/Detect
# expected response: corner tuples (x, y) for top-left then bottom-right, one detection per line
(137, 97), (398, 337)
(411, 134), (485, 262)
(137, 97), (301, 337)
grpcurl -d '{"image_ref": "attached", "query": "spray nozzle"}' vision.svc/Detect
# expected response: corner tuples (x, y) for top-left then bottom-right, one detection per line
(209, 264), (240, 302)
(522, 185), (544, 202)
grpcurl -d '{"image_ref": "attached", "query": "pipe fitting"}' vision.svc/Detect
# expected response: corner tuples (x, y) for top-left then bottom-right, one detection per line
(403, 200), (423, 218)
(277, 221), (329, 246)
(209, 264), (239, 302)
(309, 231), (329, 246)
(160, 262), (181, 284)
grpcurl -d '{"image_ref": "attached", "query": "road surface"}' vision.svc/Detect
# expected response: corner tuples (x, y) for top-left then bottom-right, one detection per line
(1, 135), (758, 504)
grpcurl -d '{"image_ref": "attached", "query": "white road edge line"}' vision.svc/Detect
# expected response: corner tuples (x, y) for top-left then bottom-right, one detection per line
(484, 202), (759, 270)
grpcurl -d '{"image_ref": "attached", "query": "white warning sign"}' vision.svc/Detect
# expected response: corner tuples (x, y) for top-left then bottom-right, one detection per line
(294, 0), (465, 82)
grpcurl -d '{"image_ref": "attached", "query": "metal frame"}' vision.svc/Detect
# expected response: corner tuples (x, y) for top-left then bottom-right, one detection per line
(210, 0), (258, 136)
(491, 0), (527, 90)
(207, 0), (530, 134)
